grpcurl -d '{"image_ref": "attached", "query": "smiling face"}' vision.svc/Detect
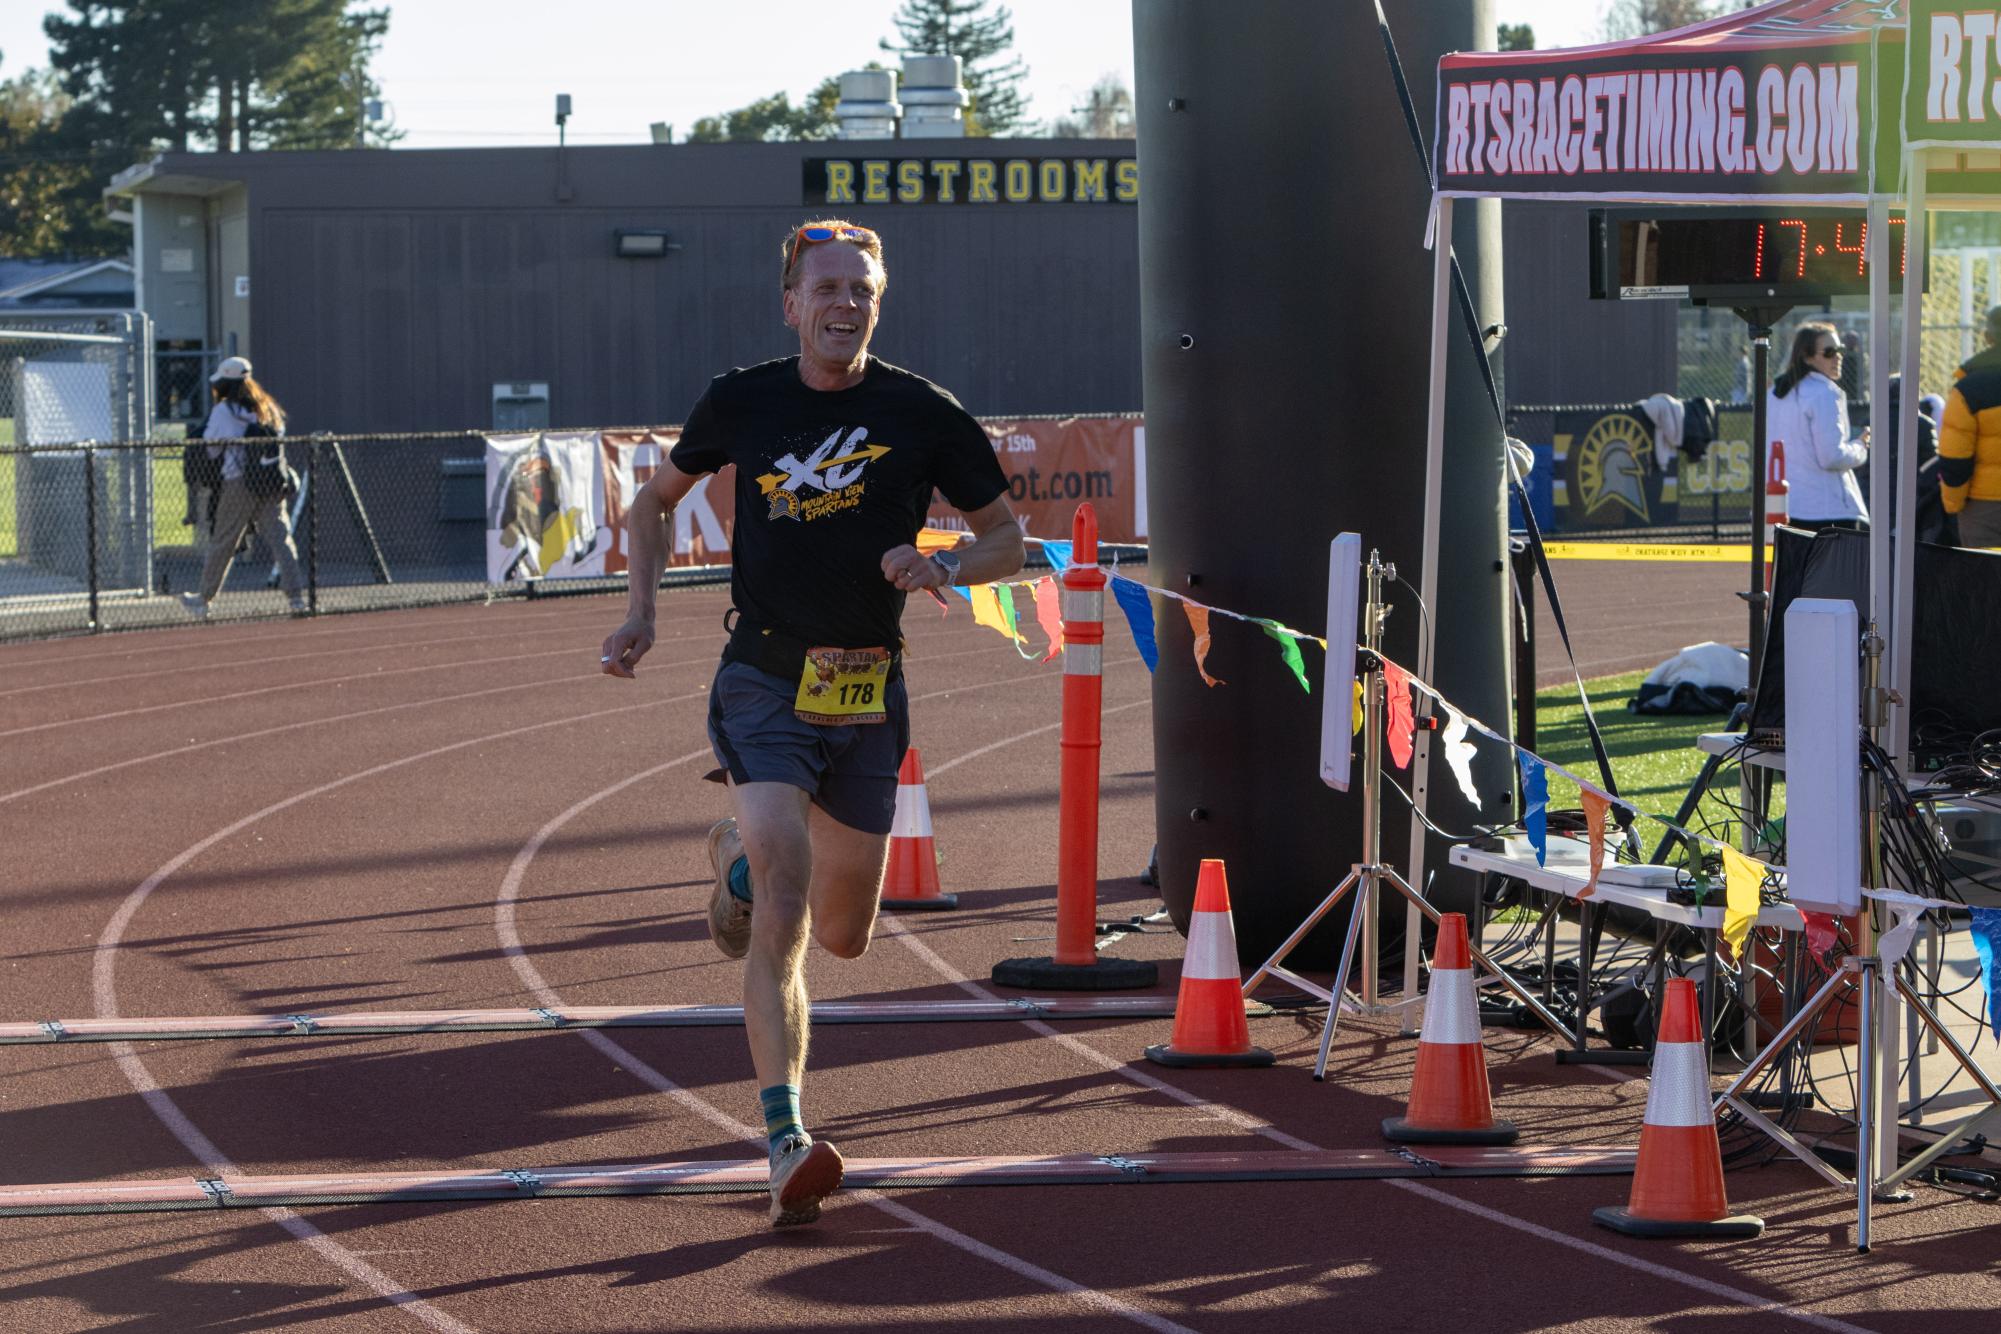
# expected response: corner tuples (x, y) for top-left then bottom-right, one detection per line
(783, 241), (885, 389)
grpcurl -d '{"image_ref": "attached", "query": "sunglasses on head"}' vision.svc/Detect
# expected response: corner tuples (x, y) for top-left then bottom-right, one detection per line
(788, 224), (877, 274)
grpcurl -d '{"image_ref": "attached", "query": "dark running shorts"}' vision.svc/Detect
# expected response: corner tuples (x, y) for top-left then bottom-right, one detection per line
(706, 659), (911, 836)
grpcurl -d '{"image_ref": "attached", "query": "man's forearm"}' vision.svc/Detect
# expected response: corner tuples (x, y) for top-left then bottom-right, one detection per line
(952, 519), (1025, 587)
(624, 490), (673, 622)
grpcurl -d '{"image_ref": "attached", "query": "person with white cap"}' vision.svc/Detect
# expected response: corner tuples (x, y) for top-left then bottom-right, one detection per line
(180, 356), (308, 619)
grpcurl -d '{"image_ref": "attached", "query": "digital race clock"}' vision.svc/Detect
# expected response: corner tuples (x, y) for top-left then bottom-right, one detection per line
(1589, 208), (1918, 302)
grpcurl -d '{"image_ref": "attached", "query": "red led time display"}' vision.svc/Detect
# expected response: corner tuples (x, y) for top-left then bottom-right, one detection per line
(1595, 209), (1918, 300)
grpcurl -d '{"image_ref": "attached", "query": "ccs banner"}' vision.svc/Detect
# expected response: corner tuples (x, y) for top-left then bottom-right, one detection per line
(486, 416), (1145, 583)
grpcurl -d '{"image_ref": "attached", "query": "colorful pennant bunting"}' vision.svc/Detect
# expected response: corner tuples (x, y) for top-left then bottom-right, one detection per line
(968, 584), (1025, 645)
(1257, 621), (1310, 693)
(1803, 911), (1840, 968)
(1184, 603), (1224, 687)
(1031, 576), (1064, 662)
(1040, 539), (1073, 572)
(1381, 660), (1415, 769)
(1440, 704), (1480, 806)
(1110, 576), (1158, 671)
(1517, 753), (1548, 867)
(1580, 790), (1610, 901)
(1970, 908), (2001, 1043)
(1720, 846), (1763, 962)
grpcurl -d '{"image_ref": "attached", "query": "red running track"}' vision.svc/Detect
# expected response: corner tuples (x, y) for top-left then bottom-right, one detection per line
(0, 589), (1995, 1332)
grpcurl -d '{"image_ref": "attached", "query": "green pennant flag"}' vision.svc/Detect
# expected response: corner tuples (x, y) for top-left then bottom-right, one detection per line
(1258, 620), (1311, 694)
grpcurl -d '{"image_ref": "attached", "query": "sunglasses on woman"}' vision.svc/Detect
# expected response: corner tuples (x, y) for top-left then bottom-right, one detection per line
(1815, 344), (1843, 360)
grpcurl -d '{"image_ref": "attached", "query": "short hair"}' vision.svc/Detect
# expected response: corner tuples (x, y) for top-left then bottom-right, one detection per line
(780, 218), (886, 291)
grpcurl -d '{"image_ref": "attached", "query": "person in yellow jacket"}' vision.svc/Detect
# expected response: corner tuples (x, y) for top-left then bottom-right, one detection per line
(1940, 305), (2001, 547)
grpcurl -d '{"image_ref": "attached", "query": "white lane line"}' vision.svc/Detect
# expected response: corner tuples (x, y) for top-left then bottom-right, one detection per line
(491, 674), (1195, 1334)
(896, 706), (1879, 1334)
(95, 694), (680, 1333)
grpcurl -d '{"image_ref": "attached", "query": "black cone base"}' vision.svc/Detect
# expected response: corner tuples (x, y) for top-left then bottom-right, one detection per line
(1381, 1117), (1520, 1146)
(1591, 1206), (1765, 1239)
(991, 955), (1159, 991)
(881, 893), (958, 911)
(1145, 1042), (1275, 1069)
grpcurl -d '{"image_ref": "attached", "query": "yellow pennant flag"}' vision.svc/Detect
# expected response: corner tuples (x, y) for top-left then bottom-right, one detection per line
(1352, 679), (1365, 735)
(968, 583), (1025, 645)
(1579, 790), (1609, 901)
(1720, 846), (1763, 962)
(1183, 603), (1224, 687)
(915, 527), (964, 555)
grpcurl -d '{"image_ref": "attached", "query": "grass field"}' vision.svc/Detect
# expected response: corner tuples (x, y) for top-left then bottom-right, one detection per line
(1531, 670), (1760, 853)
(0, 445), (192, 560)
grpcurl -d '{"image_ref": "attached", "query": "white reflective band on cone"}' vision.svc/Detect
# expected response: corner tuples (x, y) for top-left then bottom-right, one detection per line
(891, 784), (932, 838)
(1063, 644), (1103, 676)
(1419, 968), (1480, 1045)
(1182, 912), (1241, 981)
(1642, 1041), (1717, 1128)
(1061, 588), (1105, 623)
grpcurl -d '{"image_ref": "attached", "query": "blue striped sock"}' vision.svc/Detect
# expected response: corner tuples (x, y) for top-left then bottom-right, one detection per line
(760, 1084), (803, 1154)
(727, 854), (752, 903)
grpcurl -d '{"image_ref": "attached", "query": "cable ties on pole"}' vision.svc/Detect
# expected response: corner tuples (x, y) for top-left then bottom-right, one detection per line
(1006, 998), (1050, 1017)
(285, 1014), (317, 1035)
(38, 1020), (66, 1041)
(1095, 1155), (1148, 1178)
(195, 1177), (232, 1205)
(532, 1007), (565, 1027)
(500, 1168), (542, 1194)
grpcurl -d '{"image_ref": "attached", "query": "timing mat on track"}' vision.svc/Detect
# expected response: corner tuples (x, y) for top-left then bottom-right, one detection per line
(0, 1146), (1640, 1216)
(0, 995), (1254, 1044)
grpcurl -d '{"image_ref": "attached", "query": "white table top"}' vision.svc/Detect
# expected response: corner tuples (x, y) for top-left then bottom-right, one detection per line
(1450, 838), (1805, 932)
(1696, 732), (1785, 770)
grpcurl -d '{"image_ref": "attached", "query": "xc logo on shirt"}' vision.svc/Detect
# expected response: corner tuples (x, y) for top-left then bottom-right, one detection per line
(758, 427), (892, 521)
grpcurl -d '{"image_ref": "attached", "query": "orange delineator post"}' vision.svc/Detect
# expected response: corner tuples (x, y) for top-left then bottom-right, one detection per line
(991, 503), (1156, 990)
(1055, 502), (1106, 967)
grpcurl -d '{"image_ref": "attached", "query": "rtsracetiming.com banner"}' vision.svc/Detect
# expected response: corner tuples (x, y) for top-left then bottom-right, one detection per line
(484, 417), (1146, 585)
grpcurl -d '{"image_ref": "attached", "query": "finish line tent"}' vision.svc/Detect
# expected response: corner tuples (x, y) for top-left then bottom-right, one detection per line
(1421, 0), (1999, 1193)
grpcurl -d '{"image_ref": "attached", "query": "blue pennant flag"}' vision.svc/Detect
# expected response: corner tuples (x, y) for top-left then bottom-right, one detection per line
(1517, 752), (1549, 867)
(951, 584), (974, 603)
(1109, 575), (1158, 672)
(1971, 907), (2001, 1043)
(1040, 539), (1074, 572)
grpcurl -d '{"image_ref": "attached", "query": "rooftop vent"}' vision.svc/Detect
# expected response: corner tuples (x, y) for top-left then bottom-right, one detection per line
(835, 70), (900, 140)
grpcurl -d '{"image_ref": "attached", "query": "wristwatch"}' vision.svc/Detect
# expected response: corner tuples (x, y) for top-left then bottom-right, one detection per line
(930, 550), (962, 586)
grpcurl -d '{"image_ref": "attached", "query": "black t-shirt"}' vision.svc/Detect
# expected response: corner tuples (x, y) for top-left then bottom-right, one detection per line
(670, 356), (1008, 647)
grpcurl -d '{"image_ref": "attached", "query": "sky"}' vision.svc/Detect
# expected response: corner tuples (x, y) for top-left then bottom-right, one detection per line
(0, 1), (1608, 150)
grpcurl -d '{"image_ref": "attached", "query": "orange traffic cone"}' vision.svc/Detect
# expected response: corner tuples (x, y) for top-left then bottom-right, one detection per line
(1593, 977), (1763, 1238)
(881, 749), (956, 911)
(1145, 860), (1273, 1068)
(1382, 913), (1517, 1145)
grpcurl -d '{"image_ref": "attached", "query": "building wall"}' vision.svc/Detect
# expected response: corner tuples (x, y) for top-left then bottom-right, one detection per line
(120, 144), (1671, 433)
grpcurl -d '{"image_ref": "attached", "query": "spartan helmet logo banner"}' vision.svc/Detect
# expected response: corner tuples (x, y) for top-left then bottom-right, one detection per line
(1558, 408), (1676, 529)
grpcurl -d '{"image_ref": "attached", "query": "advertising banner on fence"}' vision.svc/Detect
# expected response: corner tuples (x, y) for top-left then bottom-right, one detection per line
(929, 416), (1146, 544)
(488, 416), (1146, 583)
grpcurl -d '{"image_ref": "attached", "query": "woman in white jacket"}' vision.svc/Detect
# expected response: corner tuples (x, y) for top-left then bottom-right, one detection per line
(1768, 322), (1868, 530)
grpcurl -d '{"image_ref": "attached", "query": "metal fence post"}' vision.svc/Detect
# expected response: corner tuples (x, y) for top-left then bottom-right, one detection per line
(83, 445), (100, 632)
(307, 436), (320, 614)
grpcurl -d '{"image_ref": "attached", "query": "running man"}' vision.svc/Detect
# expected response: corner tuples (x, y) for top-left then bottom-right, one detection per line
(600, 220), (1024, 1227)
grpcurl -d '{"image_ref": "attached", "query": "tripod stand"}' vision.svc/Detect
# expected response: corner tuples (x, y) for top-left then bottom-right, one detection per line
(1241, 549), (1569, 1080)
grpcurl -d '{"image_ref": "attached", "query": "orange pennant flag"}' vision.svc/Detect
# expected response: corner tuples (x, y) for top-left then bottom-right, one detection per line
(1579, 790), (1610, 900)
(915, 527), (964, 554)
(1031, 576), (1064, 661)
(1183, 602), (1224, 687)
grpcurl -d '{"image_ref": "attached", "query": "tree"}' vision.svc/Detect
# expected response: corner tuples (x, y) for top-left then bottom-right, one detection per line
(0, 59), (125, 258)
(1496, 23), (1534, 51)
(686, 72), (850, 143)
(1047, 76), (1134, 140)
(1600, 0), (1716, 40)
(44, 0), (398, 155)
(881, 0), (1030, 137)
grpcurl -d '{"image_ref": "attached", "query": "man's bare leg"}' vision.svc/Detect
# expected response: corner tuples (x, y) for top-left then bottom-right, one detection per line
(727, 781), (889, 1225)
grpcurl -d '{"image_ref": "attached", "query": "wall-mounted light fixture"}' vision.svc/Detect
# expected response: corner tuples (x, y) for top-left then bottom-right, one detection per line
(614, 229), (678, 258)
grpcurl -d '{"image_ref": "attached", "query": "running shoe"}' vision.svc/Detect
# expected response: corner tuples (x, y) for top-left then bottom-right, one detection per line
(706, 817), (752, 959)
(768, 1132), (843, 1228)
